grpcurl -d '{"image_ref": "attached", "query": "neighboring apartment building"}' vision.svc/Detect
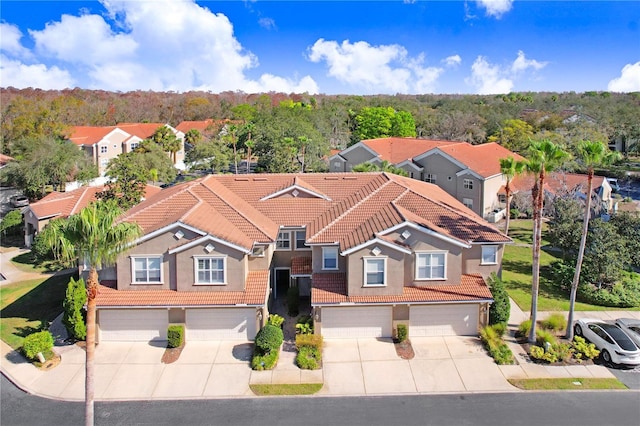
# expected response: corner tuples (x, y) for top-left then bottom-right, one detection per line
(508, 172), (614, 215)
(330, 138), (525, 221)
(93, 172), (511, 343)
(23, 184), (162, 248)
(66, 123), (185, 176)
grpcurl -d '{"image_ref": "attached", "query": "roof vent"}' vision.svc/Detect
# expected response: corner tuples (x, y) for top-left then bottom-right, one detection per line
(401, 230), (411, 240)
(292, 189), (300, 197)
(204, 243), (215, 253)
(371, 246), (382, 256)
(174, 230), (184, 240)
(324, 176), (339, 180)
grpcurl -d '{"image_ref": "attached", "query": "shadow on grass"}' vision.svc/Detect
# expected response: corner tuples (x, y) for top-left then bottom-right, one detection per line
(1, 272), (75, 324)
(10, 251), (65, 273)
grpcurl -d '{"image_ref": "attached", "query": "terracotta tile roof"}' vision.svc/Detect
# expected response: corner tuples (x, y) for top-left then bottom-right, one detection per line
(97, 270), (269, 307)
(437, 143), (525, 178)
(121, 172), (508, 253)
(0, 154), (14, 166)
(116, 123), (174, 139)
(507, 172), (606, 196)
(311, 273), (492, 305)
(361, 138), (462, 164)
(28, 184), (163, 221)
(291, 256), (312, 276)
(67, 126), (118, 146)
(175, 119), (235, 134)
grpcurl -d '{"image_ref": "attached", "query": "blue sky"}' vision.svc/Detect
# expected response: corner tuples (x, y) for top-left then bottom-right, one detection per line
(1, 1), (639, 95)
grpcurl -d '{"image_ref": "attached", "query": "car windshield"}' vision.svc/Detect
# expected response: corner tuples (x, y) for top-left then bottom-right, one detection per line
(601, 323), (638, 351)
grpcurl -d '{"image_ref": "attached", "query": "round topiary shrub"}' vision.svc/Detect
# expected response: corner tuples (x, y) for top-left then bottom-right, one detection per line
(22, 330), (54, 360)
(254, 324), (284, 354)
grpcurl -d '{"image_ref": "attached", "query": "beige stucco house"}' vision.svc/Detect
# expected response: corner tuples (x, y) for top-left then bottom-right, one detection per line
(67, 123), (186, 176)
(329, 138), (525, 221)
(94, 172), (511, 343)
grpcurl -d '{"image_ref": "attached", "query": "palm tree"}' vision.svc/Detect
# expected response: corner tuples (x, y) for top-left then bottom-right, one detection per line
(184, 128), (202, 147)
(566, 141), (621, 339)
(499, 156), (524, 236)
(42, 200), (142, 426)
(243, 123), (255, 174)
(523, 139), (570, 343)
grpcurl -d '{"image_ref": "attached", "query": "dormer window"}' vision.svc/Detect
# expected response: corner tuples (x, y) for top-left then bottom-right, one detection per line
(416, 252), (446, 280)
(322, 247), (338, 270)
(364, 257), (386, 286)
(276, 231), (290, 250)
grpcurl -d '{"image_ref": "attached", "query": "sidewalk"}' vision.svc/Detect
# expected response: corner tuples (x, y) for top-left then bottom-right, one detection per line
(2, 300), (631, 401)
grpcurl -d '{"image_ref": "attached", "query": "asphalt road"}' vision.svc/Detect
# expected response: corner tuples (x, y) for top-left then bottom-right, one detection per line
(2, 374), (639, 426)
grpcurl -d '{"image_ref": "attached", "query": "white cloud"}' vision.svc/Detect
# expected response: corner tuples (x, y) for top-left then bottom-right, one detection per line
(308, 39), (442, 94)
(258, 17), (276, 30)
(466, 56), (513, 94)
(476, 0), (513, 18)
(511, 50), (547, 73)
(466, 51), (547, 94)
(443, 55), (462, 67)
(608, 61), (640, 92)
(4, 0), (316, 93)
(0, 23), (33, 59)
(0, 55), (75, 89)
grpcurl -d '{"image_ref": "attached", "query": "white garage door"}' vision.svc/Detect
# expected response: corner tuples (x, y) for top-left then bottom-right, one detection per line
(410, 304), (479, 337)
(99, 309), (168, 342)
(186, 308), (257, 341)
(322, 306), (392, 338)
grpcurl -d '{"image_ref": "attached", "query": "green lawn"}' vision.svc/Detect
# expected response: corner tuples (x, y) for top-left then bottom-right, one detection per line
(250, 383), (323, 396)
(0, 273), (73, 350)
(506, 219), (549, 246)
(502, 220), (640, 312)
(508, 378), (627, 390)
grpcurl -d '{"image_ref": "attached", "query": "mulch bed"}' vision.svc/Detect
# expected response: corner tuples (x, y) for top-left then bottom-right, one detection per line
(394, 339), (415, 360)
(161, 344), (185, 364)
(35, 354), (61, 370)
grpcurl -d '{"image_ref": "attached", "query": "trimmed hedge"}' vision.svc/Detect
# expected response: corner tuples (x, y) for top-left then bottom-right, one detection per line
(255, 325), (284, 353)
(488, 273), (510, 325)
(22, 331), (54, 360)
(296, 346), (321, 370)
(167, 324), (184, 348)
(295, 333), (323, 350)
(396, 324), (408, 342)
(251, 348), (279, 370)
(540, 313), (567, 332)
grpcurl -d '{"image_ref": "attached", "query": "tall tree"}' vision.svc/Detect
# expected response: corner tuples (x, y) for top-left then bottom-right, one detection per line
(522, 139), (570, 343)
(150, 125), (181, 164)
(489, 119), (535, 153)
(499, 156), (524, 236)
(566, 140), (621, 339)
(41, 200), (141, 426)
(98, 152), (149, 210)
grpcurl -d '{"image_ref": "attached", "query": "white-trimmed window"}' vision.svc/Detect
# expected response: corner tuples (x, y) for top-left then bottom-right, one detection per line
(425, 173), (437, 183)
(322, 247), (338, 270)
(276, 231), (290, 250)
(195, 256), (226, 285)
(364, 257), (386, 286)
(295, 230), (308, 250)
(464, 179), (473, 190)
(481, 245), (499, 265)
(100, 145), (108, 154)
(130, 142), (139, 151)
(132, 256), (162, 284)
(416, 252), (446, 280)
(463, 198), (473, 210)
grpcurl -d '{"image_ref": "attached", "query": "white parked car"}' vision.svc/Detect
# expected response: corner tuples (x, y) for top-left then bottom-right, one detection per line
(615, 318), (640, 348)
(574, 319), (640, 366)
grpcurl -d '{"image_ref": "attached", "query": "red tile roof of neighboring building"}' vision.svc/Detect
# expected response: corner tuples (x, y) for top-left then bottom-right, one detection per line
(361, 138), (461, 164)
(97, 270), (269, 307)
(175, 119), (234, 134)
(67, 126), (119, 146)
(116, 123), (173, 139)
(311, 273), (492, 305)
(28, 185), (162, 221)
(437, 142), (526, 178)
(505, 172), (606, 196)
(121, 172), (509, 253)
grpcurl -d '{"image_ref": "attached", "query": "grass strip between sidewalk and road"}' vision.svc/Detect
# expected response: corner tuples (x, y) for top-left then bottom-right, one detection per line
(250, 383), (323, 396)
(508, 377), (627, 390)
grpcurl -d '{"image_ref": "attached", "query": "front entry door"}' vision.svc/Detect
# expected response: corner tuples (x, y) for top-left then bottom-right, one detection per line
(275, 268), (290, 299)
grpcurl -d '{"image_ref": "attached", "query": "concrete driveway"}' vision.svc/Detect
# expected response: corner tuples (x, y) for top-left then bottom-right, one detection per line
(319, 336), (517, 396)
